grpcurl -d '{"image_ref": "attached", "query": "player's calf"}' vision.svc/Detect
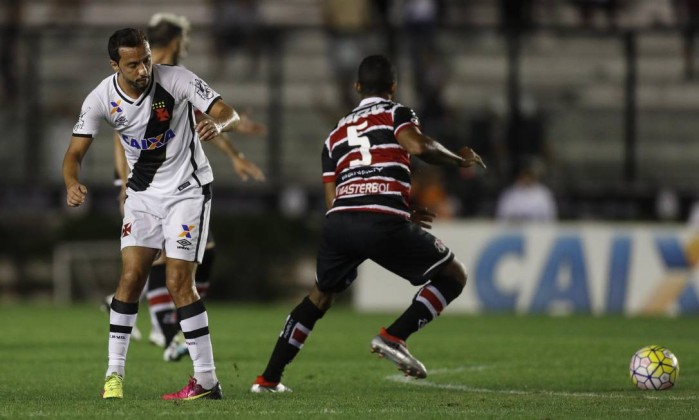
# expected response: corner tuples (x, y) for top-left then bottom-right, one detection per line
(385, 260), (467, 341)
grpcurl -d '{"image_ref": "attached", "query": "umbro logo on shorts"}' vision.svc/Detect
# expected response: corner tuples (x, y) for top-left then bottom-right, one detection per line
(177, 239), (192, 247)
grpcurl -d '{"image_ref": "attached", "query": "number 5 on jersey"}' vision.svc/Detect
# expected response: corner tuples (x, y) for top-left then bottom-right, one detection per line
(347, 121), (371, 167)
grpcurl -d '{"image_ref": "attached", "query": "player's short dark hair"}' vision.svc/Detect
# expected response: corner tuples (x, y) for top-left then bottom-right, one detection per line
(147, 21), (183, 48)
(357, 55), (396, 96)
(108, 28), (148, 62)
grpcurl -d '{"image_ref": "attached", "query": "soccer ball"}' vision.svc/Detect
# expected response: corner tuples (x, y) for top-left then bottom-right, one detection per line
(629, 345), (679, 390)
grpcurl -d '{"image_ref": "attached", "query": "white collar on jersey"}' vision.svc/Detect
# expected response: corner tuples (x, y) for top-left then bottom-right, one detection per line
(356, 97), (387, 109)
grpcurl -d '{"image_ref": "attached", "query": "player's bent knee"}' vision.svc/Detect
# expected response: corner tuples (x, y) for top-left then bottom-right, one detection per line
(165, 275), (191, 291)
(308, 286), (334, 311)
(434, 259), (468, 289)
(117, 270), (148, 301)
(120, 269), (147, 288)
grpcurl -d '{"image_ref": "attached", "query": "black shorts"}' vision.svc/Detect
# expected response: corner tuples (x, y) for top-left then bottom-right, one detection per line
(315, 211), (454, 293)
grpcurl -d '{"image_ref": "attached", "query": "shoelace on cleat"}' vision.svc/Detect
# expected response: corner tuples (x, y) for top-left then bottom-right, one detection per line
(104, 375), (122, 391)
(178, 378), (197, 394)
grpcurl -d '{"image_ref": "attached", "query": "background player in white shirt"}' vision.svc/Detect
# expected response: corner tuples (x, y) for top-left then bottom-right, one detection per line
(63, 28), (242, 401)
(495, 157), (557, 223)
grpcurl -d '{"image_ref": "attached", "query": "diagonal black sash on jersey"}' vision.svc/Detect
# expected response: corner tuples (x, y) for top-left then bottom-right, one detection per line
(185, 103), (202, 187)
(127, 84), (175, 192)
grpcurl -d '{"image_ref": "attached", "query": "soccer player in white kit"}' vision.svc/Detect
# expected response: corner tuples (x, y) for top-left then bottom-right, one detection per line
(109, 13), (266, 363)
(63, 28), (238, 400)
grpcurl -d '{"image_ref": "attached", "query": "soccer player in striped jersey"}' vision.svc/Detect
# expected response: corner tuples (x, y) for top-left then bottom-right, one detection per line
(251, 54), (485, 392)
(110, 13), (266, 363)
(63, 28), (246, 400)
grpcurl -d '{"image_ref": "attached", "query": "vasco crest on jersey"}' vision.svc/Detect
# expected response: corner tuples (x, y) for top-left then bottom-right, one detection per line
(152, 100), (170, 122)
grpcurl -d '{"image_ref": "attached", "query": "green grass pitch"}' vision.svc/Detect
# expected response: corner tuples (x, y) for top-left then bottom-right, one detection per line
(1, 303), (697, 419)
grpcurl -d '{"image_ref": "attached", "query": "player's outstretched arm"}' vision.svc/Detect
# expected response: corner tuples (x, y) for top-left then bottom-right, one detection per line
(212, 134), (266, 182)
(195, 111), (266, 181)
(63, 136), (93, 207)
(232, 111), (267, 136)
(396, 125), (486, 169)
(230, 153), (266, 182)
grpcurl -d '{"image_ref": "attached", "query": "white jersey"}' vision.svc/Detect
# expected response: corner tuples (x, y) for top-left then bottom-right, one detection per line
(73, 65), (221, 194)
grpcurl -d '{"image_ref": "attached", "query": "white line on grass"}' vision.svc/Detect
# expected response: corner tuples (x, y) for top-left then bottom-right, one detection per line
(385, 366), (698, 401)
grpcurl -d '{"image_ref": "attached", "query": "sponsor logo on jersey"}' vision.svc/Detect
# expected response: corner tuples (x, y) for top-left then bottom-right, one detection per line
(110, 100), (129, 126)
(153, 100), (170, 122)
(121, 128), (176, 150)
(121, 222), (132, 238)
(337, 181), (391, 196)
(179, 224), (196, 239)
(110, 100), (123, 115)
(339, 167), (384, 183)
(114, 115), (128, 126)
(193, 79), (214, 100)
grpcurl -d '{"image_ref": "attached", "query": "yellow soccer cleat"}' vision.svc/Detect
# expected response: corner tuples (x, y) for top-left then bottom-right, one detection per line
(102, 373), (124, 399)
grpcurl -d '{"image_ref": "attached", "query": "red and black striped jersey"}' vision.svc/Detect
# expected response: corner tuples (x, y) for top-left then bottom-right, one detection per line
(322, 97), (420, 219)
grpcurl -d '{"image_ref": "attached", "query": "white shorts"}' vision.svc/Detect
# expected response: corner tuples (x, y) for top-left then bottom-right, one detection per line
(120, 183), (211, 263)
